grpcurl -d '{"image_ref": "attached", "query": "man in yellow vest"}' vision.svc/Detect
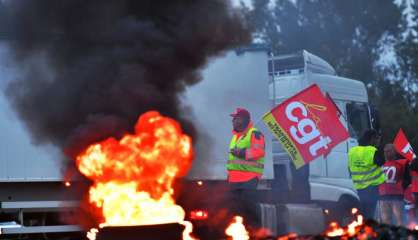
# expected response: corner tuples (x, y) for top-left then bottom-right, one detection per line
(226, 107), (265, 227)
(348, 129), (385, 219)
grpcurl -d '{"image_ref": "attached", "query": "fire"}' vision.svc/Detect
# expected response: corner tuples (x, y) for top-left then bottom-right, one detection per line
(225, 216), (249, 240)
(86, 228), (98, 240)
(326, 222), (344, 237)
(277, 232), (298, 240)
(325, 208), (365, 238)
(91, 182), (185, 227)
(182, 220), (195, 240)
(76, 111), (194, 234)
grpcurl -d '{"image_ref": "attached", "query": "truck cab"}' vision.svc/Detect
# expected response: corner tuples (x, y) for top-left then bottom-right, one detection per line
(268, 50), (379, 219)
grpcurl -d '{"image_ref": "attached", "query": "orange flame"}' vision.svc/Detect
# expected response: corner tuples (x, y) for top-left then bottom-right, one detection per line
(76, 111), (195, 237)
(225, 216), (249, 240)
(325, 208), (364, 238)
(86, 228), (98, 240)
(277, 232), (298, 240)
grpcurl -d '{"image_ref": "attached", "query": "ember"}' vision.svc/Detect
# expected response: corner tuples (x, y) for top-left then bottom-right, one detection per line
(274, 209), (418, 240)
(92, 223), (185, 240)
(77, 111), (195, 239)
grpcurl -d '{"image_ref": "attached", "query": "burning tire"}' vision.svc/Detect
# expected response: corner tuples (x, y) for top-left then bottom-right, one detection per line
(327, 195), (360, 226)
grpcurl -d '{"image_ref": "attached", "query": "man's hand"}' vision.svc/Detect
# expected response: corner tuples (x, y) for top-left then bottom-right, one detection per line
(229, 147), (245, 158)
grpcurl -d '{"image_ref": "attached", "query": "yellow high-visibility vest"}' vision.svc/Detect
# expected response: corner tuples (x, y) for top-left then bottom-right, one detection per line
(226, 127), (264, 174)
(348, 146), (385, 190)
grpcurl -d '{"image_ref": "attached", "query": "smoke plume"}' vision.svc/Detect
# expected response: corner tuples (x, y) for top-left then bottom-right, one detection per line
(0, 0), (250, 157)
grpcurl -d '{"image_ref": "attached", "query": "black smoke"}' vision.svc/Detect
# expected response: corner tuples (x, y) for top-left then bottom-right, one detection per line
(0, 0), (250, 157)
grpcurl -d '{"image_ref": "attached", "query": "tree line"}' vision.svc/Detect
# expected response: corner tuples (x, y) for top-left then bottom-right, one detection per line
(244, 0), (418, 149)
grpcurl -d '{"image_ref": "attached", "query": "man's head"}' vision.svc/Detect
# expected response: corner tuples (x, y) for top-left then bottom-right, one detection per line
(230, 108), (250, 133)
(384, 143), (396, 161)
(358, 129), (381, 147)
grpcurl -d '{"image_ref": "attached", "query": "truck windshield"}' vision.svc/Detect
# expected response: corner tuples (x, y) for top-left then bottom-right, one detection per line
(346, 102), (371, 139)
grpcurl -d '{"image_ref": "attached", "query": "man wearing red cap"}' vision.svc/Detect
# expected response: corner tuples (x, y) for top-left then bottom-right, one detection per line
(226, 107), (265, 227)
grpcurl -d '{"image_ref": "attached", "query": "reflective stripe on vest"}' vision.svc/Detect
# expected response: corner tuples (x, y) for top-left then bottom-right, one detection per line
(348, 145), (385, 190)
(350, 166), (381, 175)
(226, 127), (264, 174)
(352, 170), (384, 184)
(227, 160), (264, 169)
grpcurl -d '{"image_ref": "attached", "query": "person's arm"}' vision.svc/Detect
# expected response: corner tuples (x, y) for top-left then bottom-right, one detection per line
(229, 131), (265, 160)
(245, 131), (265, 160)
(373, 148), (385, 166)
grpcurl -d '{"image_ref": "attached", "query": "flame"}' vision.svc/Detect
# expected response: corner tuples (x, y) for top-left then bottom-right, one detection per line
(277, 233), (298, 240)
(77, 111), (195, 238)
(326, 222), (343, 237)
(325, 208), (365, 238)
(182, 220), (195, 240)
(86, 228), (98, 240)
(225, 216), (249, 240)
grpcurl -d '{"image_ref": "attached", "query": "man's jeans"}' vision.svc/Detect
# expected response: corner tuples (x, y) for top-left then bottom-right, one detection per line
(357, 185), (379, 220)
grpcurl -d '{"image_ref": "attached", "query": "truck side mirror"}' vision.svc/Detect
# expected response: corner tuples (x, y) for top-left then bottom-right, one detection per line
(369, 105), (381, 133)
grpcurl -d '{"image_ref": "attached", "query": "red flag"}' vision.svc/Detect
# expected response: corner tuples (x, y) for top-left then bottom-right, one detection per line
(394, 129), (416, 161)
(263, 84), (349, 169)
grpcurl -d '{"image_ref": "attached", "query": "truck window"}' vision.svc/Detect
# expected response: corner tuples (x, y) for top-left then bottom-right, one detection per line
(346, 102), (370, 139)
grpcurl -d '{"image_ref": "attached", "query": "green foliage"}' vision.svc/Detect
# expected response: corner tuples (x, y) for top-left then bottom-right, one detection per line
(248, 0), (418, 149)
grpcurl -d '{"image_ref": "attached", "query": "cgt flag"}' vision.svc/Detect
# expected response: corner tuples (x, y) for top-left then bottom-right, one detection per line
(263, 84), (349, 169)
(394, 129), (416, 161)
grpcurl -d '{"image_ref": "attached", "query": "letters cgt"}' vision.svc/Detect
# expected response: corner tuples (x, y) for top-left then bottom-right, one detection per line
(263, 84), (349, 169)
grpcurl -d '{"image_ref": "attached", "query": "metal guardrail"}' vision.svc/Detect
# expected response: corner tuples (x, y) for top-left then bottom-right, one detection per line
(0, 201), (83, 235)
(0, 225), (82, 234)
(0, 200), (80, 209)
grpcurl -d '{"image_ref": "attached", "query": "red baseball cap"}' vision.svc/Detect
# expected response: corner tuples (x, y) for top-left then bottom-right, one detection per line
(230, 107), (250, 119)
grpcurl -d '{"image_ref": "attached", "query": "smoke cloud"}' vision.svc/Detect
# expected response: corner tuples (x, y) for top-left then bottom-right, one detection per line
(0, 0), (250, 157)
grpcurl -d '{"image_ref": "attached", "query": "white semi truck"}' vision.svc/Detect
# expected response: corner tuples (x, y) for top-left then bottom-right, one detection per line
(181, 47), (380, 238)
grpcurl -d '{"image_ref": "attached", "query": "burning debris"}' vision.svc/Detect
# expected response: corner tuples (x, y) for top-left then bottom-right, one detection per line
(90, 223), (186, 240)
(274, 220), (418, 240)
(77, 111), (196, 238)
(225, 216), (250, 240)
